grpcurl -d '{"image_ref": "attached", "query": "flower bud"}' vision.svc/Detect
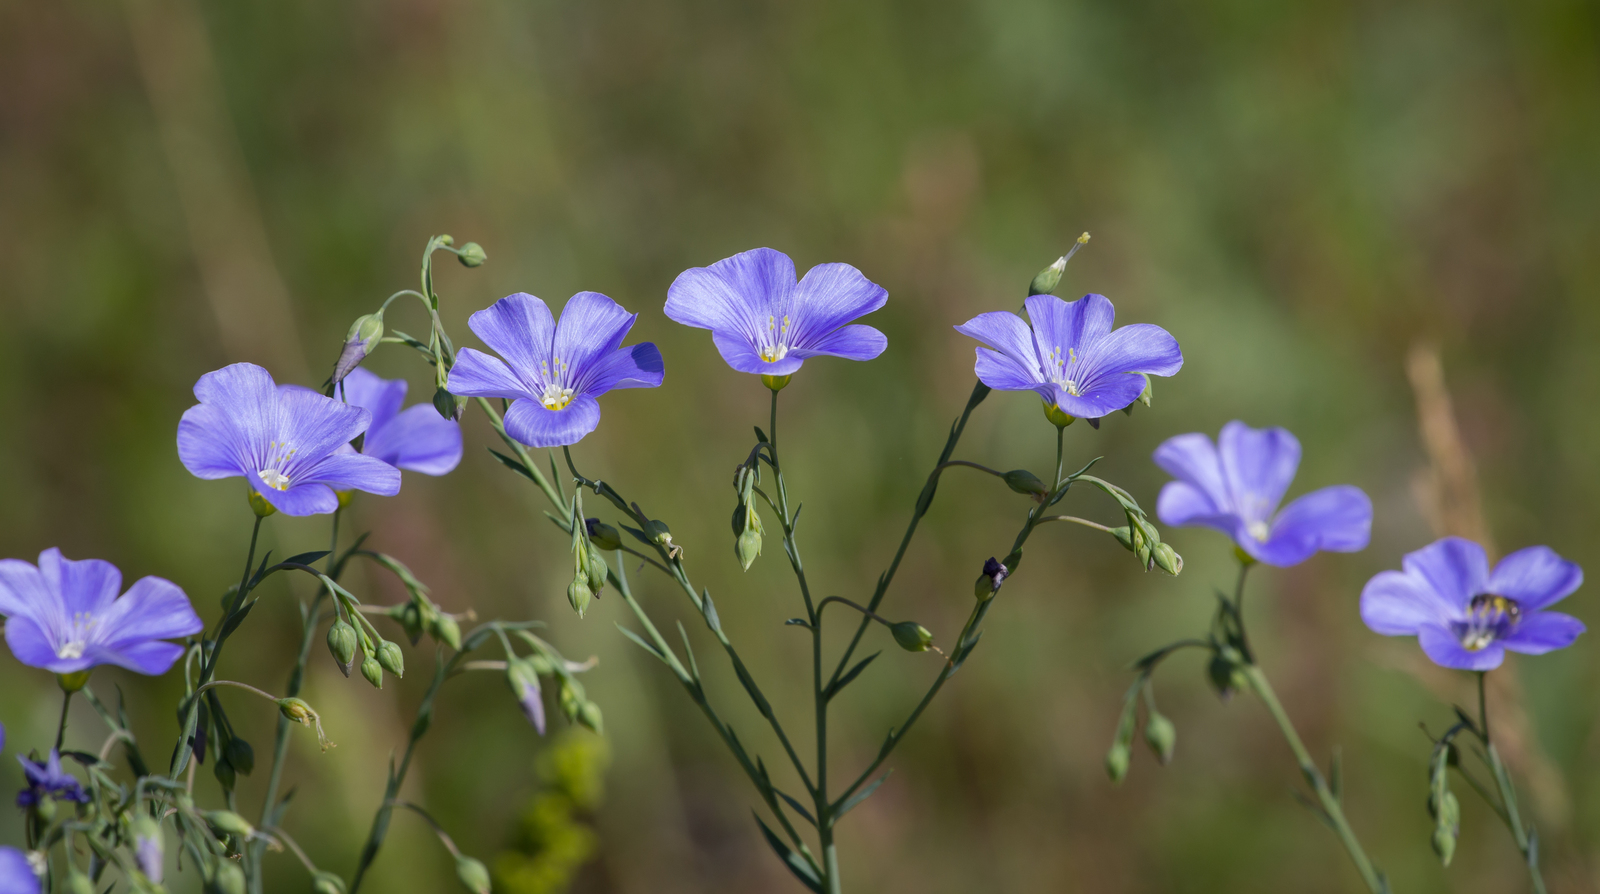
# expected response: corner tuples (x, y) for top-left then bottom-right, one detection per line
(1107, 681), (1139, 783)
(643, 518), (672, 546)
(1028, 254), (1067, 297)
(65, 869), (94, 894)
(312, 871), (348, 894)
(973, 557), (1008, 601)
(389, 600), (425, 646)
(567, 578), (594, 618)
(1002, 469), (1049, 501)
(360, 656), (384, 689)
(1151, 543), (1182, 576)
(204, 810), (255, 839)
(327, 620), (358, 675)
(456, 242), (487, 268)
(558, 680), (583, 722)
(246, 489), (277, 518)
(1108, 526), (1134, 552)
(1206, 654), (1245, 701)
(1040, 401), (1075, 429)
(333, 312), (385, 385)
(211, 858), (246, 894)
(213, 756), (236, 790)
(433, 386), (464, 422)
(761, 374), (792, 392)
(1105, 739), (1131, 784)
(133, 815), (164, 882)
(1143, 711), (1176, 765)
(736, 524), (763, 572)
(376, 640), (405, 678)
(35, 796), (56, 822)
(890, 621), (933, 652)
(455, 856), (491, 894)
(506, 658), (546, 734)
(278, 698), (315, 725)
(577, 700), (604, 735)
(430, 613), (463, 651)
(586, 549), (608, 595)
(225, 737), (254, 776)
(585, 518), (621, 551)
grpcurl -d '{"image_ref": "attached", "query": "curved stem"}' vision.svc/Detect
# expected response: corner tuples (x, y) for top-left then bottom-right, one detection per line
(1034, 515), (1116, 533)
(1478, 672), (1547, 894)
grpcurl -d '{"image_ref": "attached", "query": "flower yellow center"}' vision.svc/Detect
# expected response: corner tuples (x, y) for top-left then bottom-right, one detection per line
(1459, 593), (1521, 651)
(56, 612), (98, 660)
(539, 357), (575, 410)
(257, 440), (297, 491)
(759, 315), (792, 363)
(1045, 346), (1081, 395)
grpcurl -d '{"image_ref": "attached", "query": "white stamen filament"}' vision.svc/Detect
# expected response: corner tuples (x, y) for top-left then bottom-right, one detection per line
(56, 612), (97, 660)
(539, 357), (576, 410)
(257, 440), (297, 491)
(1247, 520), (1271, 542)
(1044, 345), (1081, 395)
(759, 314), (792, 364)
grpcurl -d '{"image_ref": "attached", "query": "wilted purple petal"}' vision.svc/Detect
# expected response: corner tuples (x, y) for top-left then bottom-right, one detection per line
(1487, 545), (1583, 611)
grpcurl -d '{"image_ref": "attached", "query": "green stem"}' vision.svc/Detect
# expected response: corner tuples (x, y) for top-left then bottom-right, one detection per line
(54, 689), (73, 752)
(1242, 665), (1386, 894)
(1478, 672), (1546, 894)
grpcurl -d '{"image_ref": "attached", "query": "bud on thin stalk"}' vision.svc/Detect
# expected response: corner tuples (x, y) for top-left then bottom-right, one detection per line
(890, 621), (934, 653)
(455, 242), (487, 268)
(361, 656), (384, 689)
(455, 856), (491, 894)
(1002, 469), (1049, 501)
(327, 620), (358, 676)
(585, 518), (621, 552)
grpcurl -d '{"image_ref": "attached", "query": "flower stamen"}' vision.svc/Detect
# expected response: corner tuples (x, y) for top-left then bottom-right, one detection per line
(257, 440), (297, 491)
(1457, 593), (1521, 651)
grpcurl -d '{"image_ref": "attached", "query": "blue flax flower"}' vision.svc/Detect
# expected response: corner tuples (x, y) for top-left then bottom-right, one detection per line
(664, 248), (888, 376)
(1154, 421), (1371, 567)
(339, 368), (463, 475)
(955, 293), (1182, 422)
(0, 847), (39, 894)
(16, 750), (89, 807)
(0, 549), (201, 676)
(447, 292), (664, 448)
(1361, 537), (1584, 671)
(178, 363), (401, 516)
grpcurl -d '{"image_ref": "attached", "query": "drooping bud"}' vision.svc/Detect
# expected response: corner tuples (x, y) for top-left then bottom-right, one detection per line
(333, 312), (385, 385)
(133, 815), (164, 883)
(506, 658), (546, 734)
(454, 856), (491, 894)
(376, 640), (405, 678)
(1206, 653), (1246, 701)
(1105, 738), (1131, 784)
(360, 656), (384, 689)
(1106, 681), (1140, 784)
(312, 871), (348, 894)
(65, 868), (94, 894)
(277, 698), (315, 725)
(1028, 255), (1068, 297)
(642, 519), (679, 557)
(973, 557), (1008, 601)
(429, 614), (463, 651)
(203, 810), (255, 839)
(1151, 542), (1183, 576)
(577, 700), (604, 735)
(433, 386), (464, 422)
(327, 620), (358, 675)
(246, 489), (277, 518)
(557, 680), (583, 722)
(388, 600), (425, 646)
(890, 621), (934, 653)
(213, 755), (236, 790)
(1428, 745), (1460, 866)
(1002, 469), (1049, 501)
(211, 858), (246, 894)
(225, 737), (254, 776)
(567, 578), (594, 618)
(585, 518), (622, 552)
(1040, 401), (1075, 429)
(1108, 526), (1134, 552)
(456, 242), (487, 268)
(1143, 711), (1176, 765)
(586, 549), (608, 596)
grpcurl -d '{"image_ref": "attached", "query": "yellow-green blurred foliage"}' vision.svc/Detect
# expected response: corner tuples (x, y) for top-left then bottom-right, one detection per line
(495, 731), (610, 894)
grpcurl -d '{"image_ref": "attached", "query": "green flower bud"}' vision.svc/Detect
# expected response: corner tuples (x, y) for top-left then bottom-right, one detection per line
(586, 548), (608, 595)
(246, 489), (277, 518)
(1151, 542), (1183, 576)
(312, 871), (348, 894)
(1108, 526), (1134, 552)
(361, 656), (384, 689)
(558, 680), (583, 721)
(65, 869), (94, 894)
(376, 640), (405, 678)
(430, 613), (463, 651)
(35, 795), (56, 822)
(1105, 739), (1131, 784)
(211, 858), (246, 894)
(736, 524), (763, 572)
(204, 810), (255, 839)
(1028, 254), (1067, 297)
(890, 621), (934, 653)
(456, 242), (487, 268)
(1040, 401), (1075, 429)
(455, 856), (491, 894)
(278, 698), (315, 725)
(761, 374), (791, 392)
(585, 518), (621, 551)
(327, 619), (358, 674)
(567, 577), (594, 618)
(1143, 711), (1176, 765)
(1002, 469), (1049, 501)
(577, 700), (604, 735)
(333, 312), (385, 384)
(389, 600), (425, 646)
(433, 386), (464, 422)
(213, 755), (236, 790)
(1206, 654), (1244, 700)
(225, 736), (254, 776)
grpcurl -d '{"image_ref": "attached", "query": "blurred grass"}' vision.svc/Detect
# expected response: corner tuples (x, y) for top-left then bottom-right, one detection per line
(1, 0), (1598, 891)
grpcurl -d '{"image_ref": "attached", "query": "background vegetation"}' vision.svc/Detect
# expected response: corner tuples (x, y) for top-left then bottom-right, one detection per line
(0, 0), (1596, 891)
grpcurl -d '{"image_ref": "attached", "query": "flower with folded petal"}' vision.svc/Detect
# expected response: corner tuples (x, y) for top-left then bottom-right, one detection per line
(1154, 421), (1371, 567)
(0, 549), (201, 676)
(1362, 537), (1584, 671)
(178, 363), (401, 516)
(447, 292), (664, 448)
(955, 293), (1182, 423)
(338, 368), (463, 476)
(16, 750), (89, 807)
(0, 847), (39, 894)
(664, 248), (888, 376)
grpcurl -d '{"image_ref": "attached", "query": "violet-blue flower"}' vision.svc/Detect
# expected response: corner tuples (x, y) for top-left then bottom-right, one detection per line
(1361, 537), (1584, 671)
(664, 248), (888, 376)
(0, 847), (38, 894)
(447, 292), (664, 449)
(1154, 421), (1371, 567)
(16, 750), (89, 807)
(0, 549), (201, 676)
(178, 363), (401, 516)
(954, 293), (1182, 423)
(338, 368), (463, 476)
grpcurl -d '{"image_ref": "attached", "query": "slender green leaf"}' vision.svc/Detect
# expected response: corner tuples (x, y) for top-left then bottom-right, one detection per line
(754, 814), (822, 893)
(836, 770), (891, 818)
(775, 788), (816, 827)
(825, 651), (880, 701)
(487, 448), (536, 483)
(616, 624), (666, 663)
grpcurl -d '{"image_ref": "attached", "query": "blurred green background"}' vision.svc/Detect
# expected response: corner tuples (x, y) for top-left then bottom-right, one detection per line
(1, 0), (1597, 891)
